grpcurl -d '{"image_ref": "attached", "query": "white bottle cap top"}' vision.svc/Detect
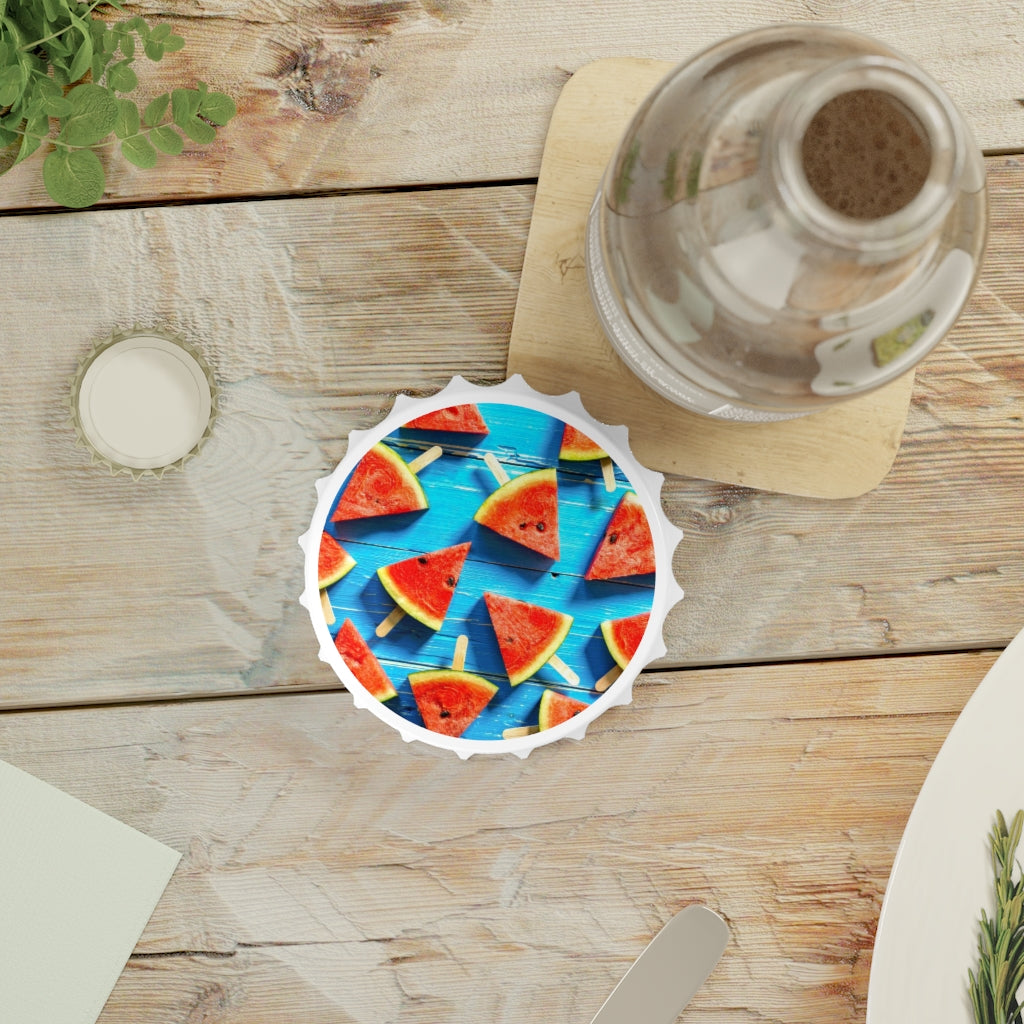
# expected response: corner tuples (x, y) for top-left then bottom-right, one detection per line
(71, 329), (217, 478)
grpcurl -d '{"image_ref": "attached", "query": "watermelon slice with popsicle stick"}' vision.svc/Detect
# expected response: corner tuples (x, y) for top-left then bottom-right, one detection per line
(376, 541), (471, 634)
(601, 611), (650, 670)
(559, 423), (616, 492)
(484, 591), (575, 686)
(318, 532), (356, 588)
(404, 404), (489, 434)
(585, 491), (655, 580)
(537, 688), (590, 731)
(559, 423), (608, 461)
(334, 618), (397, 702)
(331, 442), (439, 522)
(474, 455), (559, 559)
(595, 610), (651, 692)
(409, 634), (498, 737)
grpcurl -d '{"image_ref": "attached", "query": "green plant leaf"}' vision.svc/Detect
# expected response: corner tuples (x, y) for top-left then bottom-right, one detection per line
(199, 90), (235, 126)
(163, 33), (184, 53)
(143, 39), (164, 62)
(149, 123), (182, 154)
(143, 92), (169, 126)
(60, 82), (118, 146)
(180, 114), (215, 144)
(118, 28), (134, 59)
(0, 64), (24, 107)
(170, 87), (199, 126)
(42, 0), (62, 22)
(121, 133), (156, 168)
(149, 22), (171, 42)
(113, 96), (138, 138)
(107, 58), (137, 92)
(66, 13), (94, 83)
(42, 146), (105, 207)
(14, 107), (47, 165)
(38, 85), (73, 118)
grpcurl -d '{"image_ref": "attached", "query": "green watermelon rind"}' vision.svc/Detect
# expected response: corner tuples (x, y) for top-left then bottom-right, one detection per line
(473, 467), (559, 559)
(600, 611), (650, 671)
(484, 592), (573, 686)
(318, 532), (356, 589)
(376, 542), (470, 632)
(409, 669), (499, 737)
(332, 442), (428, 522)
(537, 688), (590, 731)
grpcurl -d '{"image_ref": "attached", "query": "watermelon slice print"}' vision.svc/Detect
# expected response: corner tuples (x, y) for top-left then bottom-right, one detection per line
(332, 442), (431, 522)
(409, 668), (498, 737)
(474, 465), (559, 559)
(537, 689), (590, 731)
(600, 611), (650, 670)
(377, 541), (471, 632)
(404, 404), (489, 434)
(585, 491), (655, 580)
(334, 618), (397, 701)
(484, 591), (574, 686)
(559, 423), (608, 461)
(318, 532), (355, 588)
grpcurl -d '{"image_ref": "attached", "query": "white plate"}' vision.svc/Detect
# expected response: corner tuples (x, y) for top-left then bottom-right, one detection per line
(867, 626), (1024, 1023)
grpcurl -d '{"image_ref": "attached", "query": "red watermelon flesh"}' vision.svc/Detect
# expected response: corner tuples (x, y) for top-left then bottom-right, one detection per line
(537, 689), (590, 731)
(484, 591), (573, 685)
(318, 532), (356, 588)
(334, 619), (397, 701)
(474, 467), (559, 559)
(377, 542), (471, 631)
(332, 442), (428, 522)
(410, 669), (498, 737)
(404, 404), (489, 434)
(600, 611), (651, 670)
(559, 423), (608, 462)
(585, 491), (655, 580)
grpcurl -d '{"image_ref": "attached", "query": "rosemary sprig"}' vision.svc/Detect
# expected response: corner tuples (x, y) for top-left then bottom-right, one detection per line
(969, 810), (1024, 1024)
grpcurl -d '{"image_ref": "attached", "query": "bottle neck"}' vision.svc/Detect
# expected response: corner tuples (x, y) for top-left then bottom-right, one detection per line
(767, 56), (966, 262)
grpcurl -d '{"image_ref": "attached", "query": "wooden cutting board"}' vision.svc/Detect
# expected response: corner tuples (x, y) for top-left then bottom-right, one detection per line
(506, 57), (915, 499)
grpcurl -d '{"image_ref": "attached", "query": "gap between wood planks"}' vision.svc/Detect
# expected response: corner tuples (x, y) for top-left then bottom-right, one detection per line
(0, 644), (1007, 719)
(0, 175), (541, 218)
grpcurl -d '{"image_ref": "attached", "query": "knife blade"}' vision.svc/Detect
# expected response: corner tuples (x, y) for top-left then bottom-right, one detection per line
(589, 904), (730, 1024)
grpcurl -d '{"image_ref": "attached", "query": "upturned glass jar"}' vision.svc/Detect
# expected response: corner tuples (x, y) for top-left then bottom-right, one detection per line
(586, 24), (987, 422)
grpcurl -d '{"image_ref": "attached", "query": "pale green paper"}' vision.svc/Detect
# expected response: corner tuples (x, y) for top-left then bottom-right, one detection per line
(0, 759), (181, 1024)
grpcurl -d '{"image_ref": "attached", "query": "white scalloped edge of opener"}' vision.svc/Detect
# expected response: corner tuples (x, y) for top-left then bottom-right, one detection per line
(298, 374), (684, 759)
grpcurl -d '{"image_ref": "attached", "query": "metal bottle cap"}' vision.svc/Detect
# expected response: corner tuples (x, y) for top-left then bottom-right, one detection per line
(69, 327), (218, 479)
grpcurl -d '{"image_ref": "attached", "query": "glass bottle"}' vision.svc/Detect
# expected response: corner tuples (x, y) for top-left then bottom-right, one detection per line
(585, 24), (987, 422)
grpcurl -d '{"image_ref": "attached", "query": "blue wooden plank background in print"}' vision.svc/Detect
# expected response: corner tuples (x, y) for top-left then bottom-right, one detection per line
(322, 402), (655, 742)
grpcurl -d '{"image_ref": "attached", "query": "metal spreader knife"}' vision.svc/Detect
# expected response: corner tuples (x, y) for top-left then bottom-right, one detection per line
(589, 904), (730, 1024)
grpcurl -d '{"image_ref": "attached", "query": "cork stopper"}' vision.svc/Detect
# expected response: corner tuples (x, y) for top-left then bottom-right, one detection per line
(69, 327), (217, 480)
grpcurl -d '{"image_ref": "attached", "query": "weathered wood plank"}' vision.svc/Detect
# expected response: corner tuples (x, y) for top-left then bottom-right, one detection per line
(0, 0), (1022, 209)
(1, 163), (1021, 710)
(0, 650), (997, 1023)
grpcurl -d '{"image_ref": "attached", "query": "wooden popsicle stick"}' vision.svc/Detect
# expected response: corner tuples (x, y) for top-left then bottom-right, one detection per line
(547, 654), (579, 686)
(600, 457), (616, 492)
(484, 451), (511, 486)
(595, 664), (623, 693)
(452, 634), (469, 672)
(408, 445), (442, 474)
(503, 725), (540, 740)
(375, 605), (405, 637)
(320, 588), (335, 626)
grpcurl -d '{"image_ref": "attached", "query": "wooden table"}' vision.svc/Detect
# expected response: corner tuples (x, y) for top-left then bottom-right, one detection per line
(1, 2), (1022, 1021)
